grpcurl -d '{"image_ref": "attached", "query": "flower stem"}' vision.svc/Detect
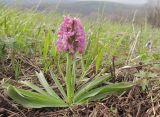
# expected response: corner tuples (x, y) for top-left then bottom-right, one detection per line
(66, 54), (74, 104)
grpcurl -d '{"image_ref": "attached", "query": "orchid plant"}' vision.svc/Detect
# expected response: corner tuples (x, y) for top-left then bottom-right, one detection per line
(5, 16), (135, 108)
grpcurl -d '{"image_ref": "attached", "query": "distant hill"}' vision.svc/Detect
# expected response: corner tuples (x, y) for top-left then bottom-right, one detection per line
(0, 0), (75, 5)
(0, 0), (147, 22)
(56, 1), (145, 15)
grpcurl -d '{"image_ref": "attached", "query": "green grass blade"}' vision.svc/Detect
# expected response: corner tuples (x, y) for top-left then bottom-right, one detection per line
(95, 48), (104, 73)
(74, 74), (111, 102)
(57, 58), (65, 81)
(6, 86), (68, 108)
(36, 71), (60, 99)
(50, 70), (67, 99)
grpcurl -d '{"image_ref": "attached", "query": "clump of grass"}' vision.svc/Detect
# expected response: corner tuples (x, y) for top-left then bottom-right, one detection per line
(0, 6), (159, 73)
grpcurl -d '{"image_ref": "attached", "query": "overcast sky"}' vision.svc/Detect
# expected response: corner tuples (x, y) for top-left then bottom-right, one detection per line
(79, 0), (147, 4)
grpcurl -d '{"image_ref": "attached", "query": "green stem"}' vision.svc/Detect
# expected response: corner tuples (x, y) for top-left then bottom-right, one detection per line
(66, 54), (74, 104)
(72, 58), (76, 101)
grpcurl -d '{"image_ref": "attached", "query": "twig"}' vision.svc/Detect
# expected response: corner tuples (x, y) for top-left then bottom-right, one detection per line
(0, 93), (27, 117)
(4, 108), (19, 117)
(151, 95), (156, 116)
(16, 54), (40, 71)
(136, 104), (141, 117)
(111, 56), (116, 82)
(120, 62), (160, 70)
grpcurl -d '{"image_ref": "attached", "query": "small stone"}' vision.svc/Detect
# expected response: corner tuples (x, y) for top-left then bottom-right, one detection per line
(0, 108), (6, 114)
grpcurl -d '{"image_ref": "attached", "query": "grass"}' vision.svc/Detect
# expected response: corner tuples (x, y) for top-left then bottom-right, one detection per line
(0, 7), (159, 70)
(0, 5), (160, 116)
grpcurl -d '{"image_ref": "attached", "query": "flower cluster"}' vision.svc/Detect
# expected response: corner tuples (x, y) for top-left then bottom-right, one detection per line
(56, 16), (85, 54)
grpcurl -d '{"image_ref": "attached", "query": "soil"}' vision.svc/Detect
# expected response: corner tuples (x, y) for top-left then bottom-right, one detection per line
(0, 54), (160, 117)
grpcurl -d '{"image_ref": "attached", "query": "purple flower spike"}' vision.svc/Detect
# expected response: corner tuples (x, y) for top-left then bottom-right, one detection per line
(56, 16), (85, 54)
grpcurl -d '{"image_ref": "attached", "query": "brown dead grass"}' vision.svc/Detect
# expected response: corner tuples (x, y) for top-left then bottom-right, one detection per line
(0, 53), (160, 117)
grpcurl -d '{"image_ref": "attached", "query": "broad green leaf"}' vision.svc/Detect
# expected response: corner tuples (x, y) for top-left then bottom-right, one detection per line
(36, 71), (60, 99)
(6, 86), (68, 108)
(91, 82), (134, 101)
(74, 74), (111, 102)
(50, 70), (67, 99)
(76, 82), (134, 103)
(21, 81), (49, 96)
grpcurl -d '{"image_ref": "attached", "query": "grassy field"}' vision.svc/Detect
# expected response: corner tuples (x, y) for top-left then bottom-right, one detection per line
(0, 6), (160, 116)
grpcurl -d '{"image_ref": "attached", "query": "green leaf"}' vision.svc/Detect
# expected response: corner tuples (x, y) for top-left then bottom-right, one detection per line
(21, 81), (49, 96)
(76, 82), (134, 103)
(91, 82), (134, 101)
(57, 58), (65, 81)
(96, 48), (104, 73)
(42, 31), (51, 60)
(74, 74), (111, 102)
(36, 71), (60, 99)
(50, 70), (67, 99)
(6, 86), (68, 108)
